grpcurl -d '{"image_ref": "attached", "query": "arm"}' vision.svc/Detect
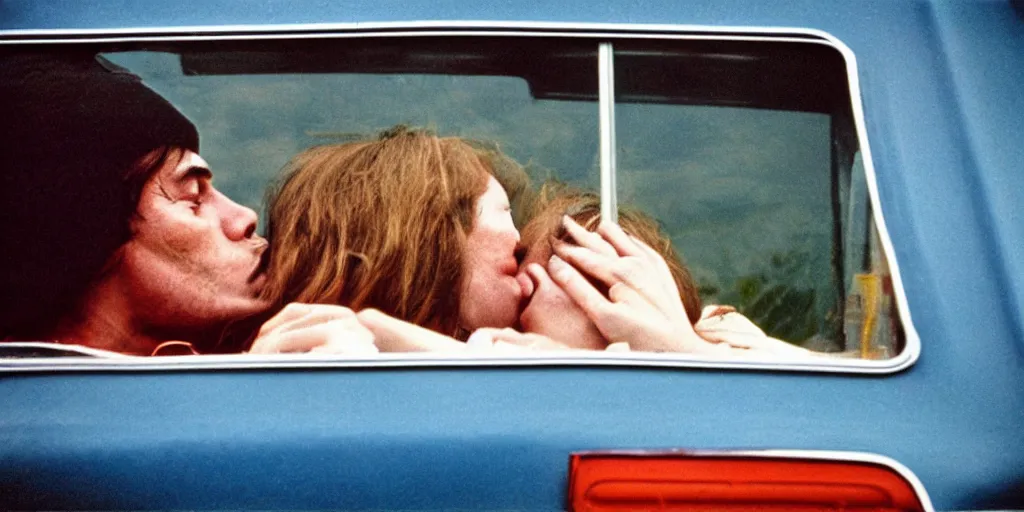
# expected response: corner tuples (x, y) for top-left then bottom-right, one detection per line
(355, 309), (468, 353)
(247, 303), (378, 354)
(695, 305), (821, 356)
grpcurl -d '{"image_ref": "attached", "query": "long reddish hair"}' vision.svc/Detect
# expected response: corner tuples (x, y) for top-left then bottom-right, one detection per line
(260, 127), (491, 335)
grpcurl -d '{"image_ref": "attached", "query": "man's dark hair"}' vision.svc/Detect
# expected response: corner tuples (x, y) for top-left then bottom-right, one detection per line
(0, 52), (199, 339)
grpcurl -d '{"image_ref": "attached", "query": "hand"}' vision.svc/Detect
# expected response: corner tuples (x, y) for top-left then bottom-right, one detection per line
(695, 307), (818, 356)
(469, 328), (574, 351)
(247, 303), (378, 355)
(356, 309), (467, 352)
(548, 216), (718, 354)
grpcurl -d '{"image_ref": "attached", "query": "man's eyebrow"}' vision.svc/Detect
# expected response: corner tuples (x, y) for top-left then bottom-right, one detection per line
(176, 165), (213, 182)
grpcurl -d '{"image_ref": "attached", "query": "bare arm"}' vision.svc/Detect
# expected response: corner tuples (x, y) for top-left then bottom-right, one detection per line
(247, 303), (378, 354)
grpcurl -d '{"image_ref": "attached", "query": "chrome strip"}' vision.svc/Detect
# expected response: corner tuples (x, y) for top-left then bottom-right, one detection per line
(570, 448), (936, 512)
(0, 29), (836, 45)
(0, 22), (922, 375)
(832, 38), (924, 373)
(0, 342), (131, 358)
(0, 344), (909, 374)
(0, 20), (849, 39)
(598, 42), (618, 223)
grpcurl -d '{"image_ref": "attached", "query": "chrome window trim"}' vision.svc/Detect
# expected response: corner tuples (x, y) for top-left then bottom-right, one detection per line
(571, 448), (936, 512)
(598, 42), (619, 223)
(0, 22), (922, 375)
(1, 343), (908, 374)
(0, 20), (856, 39)
(0, 29), (852, 45)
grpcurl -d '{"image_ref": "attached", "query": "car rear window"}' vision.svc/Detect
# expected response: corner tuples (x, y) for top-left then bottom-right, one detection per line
(0, 27), (917, 370)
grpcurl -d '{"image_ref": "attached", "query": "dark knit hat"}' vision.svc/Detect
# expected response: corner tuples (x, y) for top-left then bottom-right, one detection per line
(0, 52), (200, 338)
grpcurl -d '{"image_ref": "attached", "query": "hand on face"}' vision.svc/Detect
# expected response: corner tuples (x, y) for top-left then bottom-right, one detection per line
(517, 258), (608, 350)
(545, 216), (720, 354)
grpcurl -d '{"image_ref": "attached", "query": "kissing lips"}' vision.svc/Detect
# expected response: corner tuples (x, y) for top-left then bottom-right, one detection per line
(515, 263), (546, 313)
(248, 242), (270, 284)
(516, 270), (535, 300)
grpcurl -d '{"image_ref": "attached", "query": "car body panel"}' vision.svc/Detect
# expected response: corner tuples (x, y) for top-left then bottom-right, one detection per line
(1, 1), (1023, 510)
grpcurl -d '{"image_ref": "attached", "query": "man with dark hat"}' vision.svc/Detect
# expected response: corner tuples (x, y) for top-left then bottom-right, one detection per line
(0, 52), (375, 356)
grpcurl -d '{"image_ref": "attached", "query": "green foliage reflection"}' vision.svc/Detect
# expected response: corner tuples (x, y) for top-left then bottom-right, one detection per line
(700, 251), (835, 347)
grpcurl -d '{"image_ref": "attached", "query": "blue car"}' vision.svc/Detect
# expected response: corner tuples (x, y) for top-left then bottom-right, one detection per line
(1, 0), (1022, 510)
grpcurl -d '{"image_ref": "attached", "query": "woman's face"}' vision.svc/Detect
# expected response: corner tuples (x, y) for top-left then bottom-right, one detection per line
(516, 222), (607, 350)
(459, 177), (523, 330)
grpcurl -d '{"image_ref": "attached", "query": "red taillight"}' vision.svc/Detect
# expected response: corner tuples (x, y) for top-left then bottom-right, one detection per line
(568, 452), (927, 512)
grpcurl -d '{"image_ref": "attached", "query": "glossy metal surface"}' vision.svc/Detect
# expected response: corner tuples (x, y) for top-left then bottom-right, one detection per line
(0, 28), (921, 375)
(0, 1), (1022, 510)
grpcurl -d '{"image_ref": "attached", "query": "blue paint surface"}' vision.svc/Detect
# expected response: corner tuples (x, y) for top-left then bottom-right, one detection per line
(2, 0), (1023, 510)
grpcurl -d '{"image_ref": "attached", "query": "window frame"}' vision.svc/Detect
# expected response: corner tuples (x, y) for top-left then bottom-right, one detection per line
(0, 22), (921, 374)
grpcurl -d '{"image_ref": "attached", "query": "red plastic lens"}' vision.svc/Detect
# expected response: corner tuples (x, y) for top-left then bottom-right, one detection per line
(568, 452), (927, 511)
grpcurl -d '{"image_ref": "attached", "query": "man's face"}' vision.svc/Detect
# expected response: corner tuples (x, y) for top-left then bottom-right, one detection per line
(117, 150), (270, 335)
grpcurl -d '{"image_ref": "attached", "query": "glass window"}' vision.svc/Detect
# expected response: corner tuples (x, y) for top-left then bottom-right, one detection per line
(612, 39), (880, 354)
(105, 38), (602, 214)
(0, 30), (910, 365)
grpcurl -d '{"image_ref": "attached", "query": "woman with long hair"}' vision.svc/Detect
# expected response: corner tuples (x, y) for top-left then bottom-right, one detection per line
(258, 126), (523, 342)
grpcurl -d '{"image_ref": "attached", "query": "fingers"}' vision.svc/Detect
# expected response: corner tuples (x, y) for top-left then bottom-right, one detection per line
(310, 317), (378, 354)
(625, 231), (662, 261)
(553, 218), (660, 294)
(356, 309), (466, 352)
(557, 222), (687, 322)
(263, 305), (357, 337)
(606, 281), (649, 308)
(546, 251), (662, 331)
(547, 254), (617, 320)
(561, 215), (645, 259)
(595, 220), (644, 258)
(249, 315), (377, 354)
(523, 262), (557, 298)
(308, 329), (378, 355)
(694, 329), (752, 349)
(469, 327), (517, 345)
(627, 235), (680, 300)
(553, 238), (649, 294)
(468, 328), (572, 352)
(551, 239), (615, 287)
(466, 328), (499, 349)
(487, 328), (534, 346)
(468, 328), (529, 351)
(560, 215), (618, 257)
(257, 302), (317, 336)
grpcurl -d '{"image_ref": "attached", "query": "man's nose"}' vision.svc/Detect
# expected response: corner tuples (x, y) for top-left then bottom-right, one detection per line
(217, 190), (258, 241)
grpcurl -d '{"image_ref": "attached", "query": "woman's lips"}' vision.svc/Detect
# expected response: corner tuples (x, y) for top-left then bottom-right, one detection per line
(516, 270), (535, 300)
(500, 257), (520, 277)
(517, 262), (550, 306)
